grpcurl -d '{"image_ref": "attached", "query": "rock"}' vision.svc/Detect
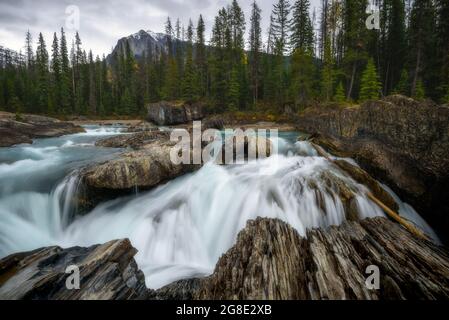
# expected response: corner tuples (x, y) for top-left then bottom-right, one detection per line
(298, 96), (449, 241)
(0, 112), (85, 147)
(203, 117), (225, 130)
(78, 134), (198, 209)
(160, 217), (449, 300)
(3, 217), (449, 300)
(78, 145), (195, 206)
(96, 131), (170, 149)
(0, 239), (150, 300)
(333, 159), (398, 211)
(147, 101), (204, 125)
(126, 121), (158, 133)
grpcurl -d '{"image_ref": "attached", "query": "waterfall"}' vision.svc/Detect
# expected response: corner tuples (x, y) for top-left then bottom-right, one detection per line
(0, 127), (439, 290)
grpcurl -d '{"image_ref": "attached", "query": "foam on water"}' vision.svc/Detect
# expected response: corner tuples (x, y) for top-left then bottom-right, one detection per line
(0, 129), (439, 289)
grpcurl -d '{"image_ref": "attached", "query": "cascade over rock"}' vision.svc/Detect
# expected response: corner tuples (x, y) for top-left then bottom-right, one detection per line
(3, 217), (448, 300)
(297, 95), (449, 241)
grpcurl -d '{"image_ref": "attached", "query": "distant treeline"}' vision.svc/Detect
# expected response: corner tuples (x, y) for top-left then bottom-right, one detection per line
(0, 0), (448, 117)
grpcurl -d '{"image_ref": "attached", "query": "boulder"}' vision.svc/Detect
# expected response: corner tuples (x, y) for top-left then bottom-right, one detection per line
(3, 217), (449, 300)
(158, 217), (449, 300)
(147, 101), (204, 125)
(126, 121), (158, 133)
(0, 239), (149, 300)
(78, 137), (198, 209)
(0, 112), (85, 147)
(96, 131), (170, 149)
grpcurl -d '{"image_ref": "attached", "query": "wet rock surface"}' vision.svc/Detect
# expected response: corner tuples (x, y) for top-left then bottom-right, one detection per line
(96, 130), (170, 149)
(78, 134), (198, 210)
(157, 217), (449, 300)
(298, 95), (449, 241)
(3, 217), (449, 300)
(0, 112), (85, 147)
(0, 239), (149, 300)
(147, 101), (204, 125)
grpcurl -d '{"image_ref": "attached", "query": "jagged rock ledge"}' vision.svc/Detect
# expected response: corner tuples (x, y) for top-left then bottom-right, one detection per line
(156, 217), (449, 300)
(3, 217), (447, 300)
(0, 112), (85, 147)
(297, 95), (449, 241)
(77, 132), (198, 210)
(0, 239), (149, 300)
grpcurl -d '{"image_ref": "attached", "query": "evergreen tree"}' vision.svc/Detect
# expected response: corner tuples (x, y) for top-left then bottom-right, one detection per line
(182, 20), (197, 100)
(50, 32), (61, 114)
(394, 69), (410, 96)
(88, 50), (97, 114)
(270, 0), (291, 106)
(359, 58), (381, 102)
(413, 79), (426, 100)
(320, 36), (334, 101)
(271, 0), (291, 55)
(436, 0), (449, 101)
(342, 0), (369, 100)
(291, 0), (314, 53)
(195, 15), (207, 97)
(23, 30), (35, 112)
(228, 66), (240, 111)
(59, 28), (71, 114)
(249, 1), (262, 106)
(381, 0), (406, 95)
(35, 33), (49, 113)
(334, 81), (346, 103)
(409, 0), (437, 98)
(290, 48), (316, 107)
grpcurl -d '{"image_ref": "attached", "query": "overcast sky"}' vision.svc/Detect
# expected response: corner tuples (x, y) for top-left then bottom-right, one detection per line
(0, 0), (321, 57)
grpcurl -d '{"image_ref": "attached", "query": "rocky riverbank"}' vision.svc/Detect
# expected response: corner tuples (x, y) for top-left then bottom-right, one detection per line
(297, 95), (449, 241)
(0, 112), (85, 147)
(1, 217), (448, 300)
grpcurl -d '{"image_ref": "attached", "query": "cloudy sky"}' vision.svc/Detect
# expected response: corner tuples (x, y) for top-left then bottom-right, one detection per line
(0, 0), (321, 57)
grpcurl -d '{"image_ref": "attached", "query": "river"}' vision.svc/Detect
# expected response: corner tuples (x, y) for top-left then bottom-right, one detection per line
(0, 126), (439, 289)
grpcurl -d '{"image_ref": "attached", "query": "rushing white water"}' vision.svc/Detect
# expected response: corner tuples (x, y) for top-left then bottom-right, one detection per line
(0, 127), (439, 289)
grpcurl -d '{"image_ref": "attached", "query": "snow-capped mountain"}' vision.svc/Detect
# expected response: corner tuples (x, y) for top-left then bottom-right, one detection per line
(108, 30), (182, 63)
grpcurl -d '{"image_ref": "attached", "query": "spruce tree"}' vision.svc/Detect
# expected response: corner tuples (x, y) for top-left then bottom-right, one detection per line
(342, 0), (369, 100)
(359, 58), (381, 102)
(320, 37), (334, 101)
(271, 0), (291, 55)
(249, 1), (262, 106)
(59, 28), (71, 114)
(436, 0), (449, 102)
(195, 15), (207, 97)
(409, 0), (437, 98)
(291, 0), (314, 54)
(394, 69), (410, 96)
(413, 79), (426, 100)
(334, 82), (346, 103)
(182, 20), (196, 100)
(51, 33), (61, 114)
(36, 33), (49, 113)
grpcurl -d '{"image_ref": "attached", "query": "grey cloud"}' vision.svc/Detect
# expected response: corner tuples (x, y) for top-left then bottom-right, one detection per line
(0, 0), (321, 56)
